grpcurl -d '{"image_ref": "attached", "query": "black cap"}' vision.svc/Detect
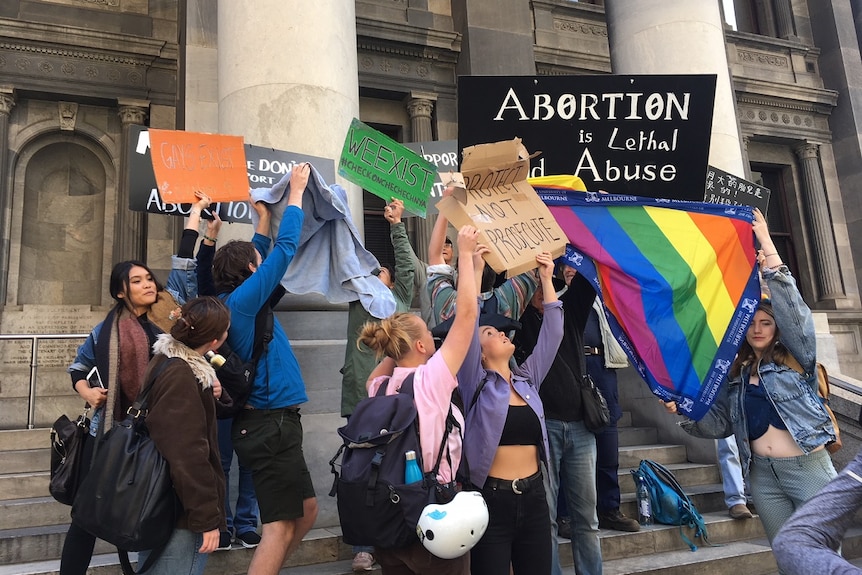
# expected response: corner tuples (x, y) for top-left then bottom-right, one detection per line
(431, 311), (521, 339)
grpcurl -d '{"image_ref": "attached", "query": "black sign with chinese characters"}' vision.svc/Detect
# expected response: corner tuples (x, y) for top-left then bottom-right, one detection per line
(704, 165), (771, 214)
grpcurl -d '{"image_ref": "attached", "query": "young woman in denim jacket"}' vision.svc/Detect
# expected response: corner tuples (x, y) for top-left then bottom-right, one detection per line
(457, 250), (564, 575)
(664, 208), (837, 544)
(61, 193), (222, 575)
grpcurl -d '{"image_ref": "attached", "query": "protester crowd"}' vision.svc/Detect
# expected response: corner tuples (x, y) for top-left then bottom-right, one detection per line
(59, 165), (850, 575)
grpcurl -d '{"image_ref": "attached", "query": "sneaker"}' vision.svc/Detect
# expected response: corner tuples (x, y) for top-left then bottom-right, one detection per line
(352, 551), (375, 571)
(598, 508), (641, 532)
(216, 531), (233, 551)
(557, 516), (572, 540)
(729, 503), (753, 520)
(236, 530), (262, 548)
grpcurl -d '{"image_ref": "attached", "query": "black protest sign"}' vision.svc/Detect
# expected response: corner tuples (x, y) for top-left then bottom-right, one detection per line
(704, 165), (771, 214)
(458, 74), (716, 201)
(128, 125), (336, 223)
(403, 140), (458, 216)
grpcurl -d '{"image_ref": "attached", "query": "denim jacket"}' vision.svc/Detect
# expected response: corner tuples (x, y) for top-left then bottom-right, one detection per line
(680, 265), (836, 477)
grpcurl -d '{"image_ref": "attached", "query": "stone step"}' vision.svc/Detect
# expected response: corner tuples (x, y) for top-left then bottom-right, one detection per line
(2, 449), (50, 474)
(616, 461), (721, 494)
(602, 525), (862, 575)
(0, 429), (49, 452)
(602, 538), (777, 575)
(617, 411), (633, 428)
(595, 511), (766, 562)
(619, 483), (729, 520)
(0, 497), (70, 531)
(618, 444), (689, 468)
(0, 472), (48, 501)
(0, 527), (349, 575)
(617, 425), (657, 447)
(0, 524), (115, 567)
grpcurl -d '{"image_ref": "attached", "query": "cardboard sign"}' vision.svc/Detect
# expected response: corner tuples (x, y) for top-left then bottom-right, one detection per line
(436, 138), (567, 277)
(403, 140), (459, 216)
(704, 165), (771, 214)
(338, 118), (436, 217)
(128, 125), (336, 223)
(148, 129), (249, 204)
(458, 75), (716, 201)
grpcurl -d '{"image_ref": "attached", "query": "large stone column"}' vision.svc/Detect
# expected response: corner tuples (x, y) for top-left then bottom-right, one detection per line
(795, 142), (844, 300)
(451, 0), (536, 75)
(406, 93), (436, 262)
(605, 0), (745, 176)
(216, 0), (360, 531)
(773, 0), (797, 41)
(0, 89), (15, 304)
(116, 100), (149, 264)
(217, 0), (360, 232)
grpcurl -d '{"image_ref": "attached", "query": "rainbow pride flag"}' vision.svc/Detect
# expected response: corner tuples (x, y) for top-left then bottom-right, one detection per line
(531, 176), (761, 420)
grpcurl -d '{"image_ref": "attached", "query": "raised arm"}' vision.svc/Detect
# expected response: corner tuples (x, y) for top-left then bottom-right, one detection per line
(428, 186), (455, 266)
(754, 208), (815, 373)
(385, 199), (416, 307)
(195, 211), (222, 297)
(439, 226), (480, 376)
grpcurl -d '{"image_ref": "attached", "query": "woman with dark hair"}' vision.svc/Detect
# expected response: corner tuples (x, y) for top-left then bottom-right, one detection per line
(134, 296), (230, 574)
(61, 260), (168, 575)
(665, 208), (837, 548)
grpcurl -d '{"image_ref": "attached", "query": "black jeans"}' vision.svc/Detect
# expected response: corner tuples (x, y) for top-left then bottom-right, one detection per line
(60, 434), (99, 575)
(470, 475), (551, 575)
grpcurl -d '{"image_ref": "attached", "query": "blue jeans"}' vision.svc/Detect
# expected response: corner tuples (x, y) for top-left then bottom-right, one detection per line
(545, 419), (603, 575)
(217, 417), (259, 535)
(717, 436), (746, 508)
(137, 529), (207, 575)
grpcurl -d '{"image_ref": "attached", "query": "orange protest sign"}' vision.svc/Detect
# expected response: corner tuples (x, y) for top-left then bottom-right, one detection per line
(148, 129), (249, 204)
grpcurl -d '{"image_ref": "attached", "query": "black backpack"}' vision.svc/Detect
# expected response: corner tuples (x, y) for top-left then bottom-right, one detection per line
(214, 286), (283, 418)
(328, 373), (459, 549)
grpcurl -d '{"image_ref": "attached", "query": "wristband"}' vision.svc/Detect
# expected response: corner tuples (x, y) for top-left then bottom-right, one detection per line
(202, 235), (217, 243)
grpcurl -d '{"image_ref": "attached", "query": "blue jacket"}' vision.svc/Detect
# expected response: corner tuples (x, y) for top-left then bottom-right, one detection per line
(457, 300), (564, 487)
(680, 265), (836, 477)
(221, 206), (308, 409)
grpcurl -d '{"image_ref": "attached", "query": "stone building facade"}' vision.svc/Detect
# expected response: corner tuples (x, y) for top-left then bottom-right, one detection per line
(2, 0), (862, 525)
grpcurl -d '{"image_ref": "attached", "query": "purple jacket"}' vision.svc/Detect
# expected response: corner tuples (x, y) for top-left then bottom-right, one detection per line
(457, 300), (564, 487)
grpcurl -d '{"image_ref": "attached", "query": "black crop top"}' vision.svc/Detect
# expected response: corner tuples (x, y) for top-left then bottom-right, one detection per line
(745, 382), (787, 440)
(499, 404), (543, 446)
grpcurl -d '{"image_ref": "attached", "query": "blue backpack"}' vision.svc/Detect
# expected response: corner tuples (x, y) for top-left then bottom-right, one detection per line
(631, 459), (712, 551)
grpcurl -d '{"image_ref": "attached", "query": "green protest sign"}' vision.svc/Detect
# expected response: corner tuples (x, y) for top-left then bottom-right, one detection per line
(338, 118), (436, 217)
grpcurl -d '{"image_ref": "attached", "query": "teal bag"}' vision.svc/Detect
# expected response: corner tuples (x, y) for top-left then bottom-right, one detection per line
(631, 459), (712, 551)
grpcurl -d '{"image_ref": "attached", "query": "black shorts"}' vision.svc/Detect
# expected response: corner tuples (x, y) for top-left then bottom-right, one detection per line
(232, 407), (316, 524)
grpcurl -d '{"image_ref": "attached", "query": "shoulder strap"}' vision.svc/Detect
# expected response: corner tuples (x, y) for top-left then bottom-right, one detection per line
(390, 372), (461, 479)
(131, 357), (176, 416)
(782, 353), (805, 376)
(250, 285), (284, 363)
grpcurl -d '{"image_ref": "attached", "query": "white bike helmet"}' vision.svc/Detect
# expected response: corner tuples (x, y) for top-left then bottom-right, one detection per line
(416, 490), (489, 559)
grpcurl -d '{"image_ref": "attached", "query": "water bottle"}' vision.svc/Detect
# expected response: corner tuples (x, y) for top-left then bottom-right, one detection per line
(636, 476), (653, 526)
(404, 450), (423, 484)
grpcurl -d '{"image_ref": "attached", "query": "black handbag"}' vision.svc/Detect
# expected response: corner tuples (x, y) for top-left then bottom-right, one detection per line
(71, 359), (179, 575)
(580, 373), (611, 434)
(49, 407), (91, 505)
